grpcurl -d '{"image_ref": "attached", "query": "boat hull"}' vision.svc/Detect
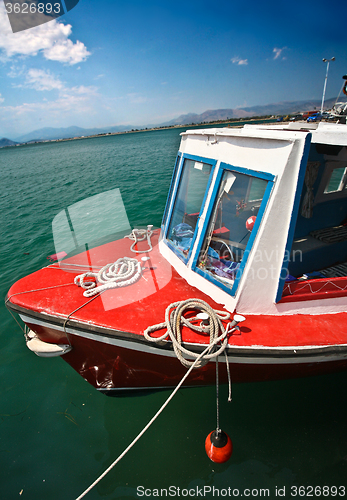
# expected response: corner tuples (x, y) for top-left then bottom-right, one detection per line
(18, 310), (347, 395)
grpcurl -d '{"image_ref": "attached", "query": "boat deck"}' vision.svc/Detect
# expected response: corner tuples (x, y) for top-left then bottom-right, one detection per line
(7, 231), (347, 350)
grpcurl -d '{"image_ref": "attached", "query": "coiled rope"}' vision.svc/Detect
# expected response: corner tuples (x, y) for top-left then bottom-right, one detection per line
(125, 225), (153, 253)
(144, 299), (231, 368)
(74, 257), (142, 297)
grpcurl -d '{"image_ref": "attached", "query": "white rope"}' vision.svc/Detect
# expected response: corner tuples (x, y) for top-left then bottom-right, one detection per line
(125, 225), (153, 253)
(225, 350), (232, 402)
(47, 263), (103, 269)
(74, 257), (142, 297)
(285, 278), (347, 296)
(144, 299), (231, 369)
(75, 322), (232, 500)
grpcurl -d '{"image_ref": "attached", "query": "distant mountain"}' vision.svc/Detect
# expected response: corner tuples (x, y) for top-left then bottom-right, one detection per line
(163, 98), (337, 126)
(7, 97), (340, 144)
(15, 124), (134, 143)
(0, 137), (20, 148)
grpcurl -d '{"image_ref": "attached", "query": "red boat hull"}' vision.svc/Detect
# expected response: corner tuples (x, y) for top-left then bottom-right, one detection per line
(16, 311), (347, 395)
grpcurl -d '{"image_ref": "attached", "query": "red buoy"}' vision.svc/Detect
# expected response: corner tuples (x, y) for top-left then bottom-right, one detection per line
(205, 430), (233, 463)
(246, 215), (256, 232)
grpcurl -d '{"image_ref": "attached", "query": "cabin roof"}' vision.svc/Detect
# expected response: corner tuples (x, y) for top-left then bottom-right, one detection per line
(179, 125), (310, 179)
(181, 122), (347, 146)
(243, 121), (347, 145)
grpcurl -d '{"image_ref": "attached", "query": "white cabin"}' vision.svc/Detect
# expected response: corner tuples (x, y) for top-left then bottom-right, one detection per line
(159, 122), (347, 316)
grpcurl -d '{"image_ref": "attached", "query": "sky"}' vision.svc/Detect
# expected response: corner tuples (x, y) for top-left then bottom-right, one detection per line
(0, 0), (346, 139)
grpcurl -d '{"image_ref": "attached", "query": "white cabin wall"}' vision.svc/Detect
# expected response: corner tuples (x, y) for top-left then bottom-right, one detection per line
(180, 129), (296, 175)
(235, 135), (309, 315)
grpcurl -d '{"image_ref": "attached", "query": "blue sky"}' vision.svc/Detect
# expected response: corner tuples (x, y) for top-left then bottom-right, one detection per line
(0, 0), (346, 138)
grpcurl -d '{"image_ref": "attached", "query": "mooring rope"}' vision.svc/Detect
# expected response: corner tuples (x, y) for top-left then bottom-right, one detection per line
(216, 355), (220, 432)
(5, 283), (77, 345)
(144, 299), (231, 368)
(47, 263), (104, 271)
(75, 319), (235, 500)
(225, 350), (232, 402)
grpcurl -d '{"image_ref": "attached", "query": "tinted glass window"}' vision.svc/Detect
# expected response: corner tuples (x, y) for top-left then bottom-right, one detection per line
(197, 170), (268, 288)
(167, 158), (212, 258)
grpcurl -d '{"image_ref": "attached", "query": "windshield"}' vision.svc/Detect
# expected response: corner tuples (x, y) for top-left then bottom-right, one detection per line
(197, 168), (269, 292)
(166, 158), (212, 258)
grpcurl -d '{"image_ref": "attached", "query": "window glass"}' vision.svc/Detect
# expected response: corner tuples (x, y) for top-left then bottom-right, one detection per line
(324, 167), (347, 193)
(197, 170), (268, 288)
(162, 154), (181, 227)
(167, 158), (212, 258)
(248, 177), (267, 202)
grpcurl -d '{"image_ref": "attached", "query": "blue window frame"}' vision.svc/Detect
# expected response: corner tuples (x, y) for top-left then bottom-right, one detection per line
(164, 154), (216, 263)
(192, 163), (274, 296)
(276, 134), (310, 302)
(161, 153), (182, 229)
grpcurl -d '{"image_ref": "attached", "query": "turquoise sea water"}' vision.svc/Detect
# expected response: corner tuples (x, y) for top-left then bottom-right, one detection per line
(1, 127), (347, 500)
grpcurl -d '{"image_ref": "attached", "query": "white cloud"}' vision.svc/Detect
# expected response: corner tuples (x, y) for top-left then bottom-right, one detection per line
(23, 68), (64, 91)
(231, 56), (248, 66)
(127, 93), (148, 104)
(273, 47), (287, 60)
(7, 64), (25, 78)
(0, 3), (90, 65)
(43, 39), (90, 65)
(0, 85), (100, 122)
(0, 93), (4, 103)
(58, 85), (99, 103)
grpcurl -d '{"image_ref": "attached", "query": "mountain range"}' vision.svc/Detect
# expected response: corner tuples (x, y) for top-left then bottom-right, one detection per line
(14, 124), (132, 144)
(0, 138), (21, 148)
(0, 97), (338, 146)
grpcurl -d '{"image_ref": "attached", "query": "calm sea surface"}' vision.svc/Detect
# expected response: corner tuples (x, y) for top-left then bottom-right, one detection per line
(1, 127), (347, 500)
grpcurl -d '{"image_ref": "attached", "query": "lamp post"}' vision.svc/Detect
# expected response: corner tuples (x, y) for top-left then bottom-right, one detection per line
(321, 57), (335, 113)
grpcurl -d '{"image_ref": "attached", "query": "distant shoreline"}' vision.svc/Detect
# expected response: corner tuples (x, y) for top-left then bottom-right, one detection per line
(1, 116), (278, 149)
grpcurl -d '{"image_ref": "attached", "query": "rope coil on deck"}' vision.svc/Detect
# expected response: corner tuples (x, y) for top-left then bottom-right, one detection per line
(144, 299), (232, 368)
(74, 257), (142, 297)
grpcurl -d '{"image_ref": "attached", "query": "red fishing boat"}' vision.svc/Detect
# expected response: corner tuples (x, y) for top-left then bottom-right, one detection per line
(6, 122), (347, 395)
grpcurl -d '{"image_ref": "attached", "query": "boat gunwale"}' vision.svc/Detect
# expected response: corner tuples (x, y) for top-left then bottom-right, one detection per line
(8, 299), (347, 363)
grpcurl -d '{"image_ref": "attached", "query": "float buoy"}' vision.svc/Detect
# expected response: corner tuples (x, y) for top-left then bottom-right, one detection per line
(205, 429), (233, 463)
(246, 215), (256, 231)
